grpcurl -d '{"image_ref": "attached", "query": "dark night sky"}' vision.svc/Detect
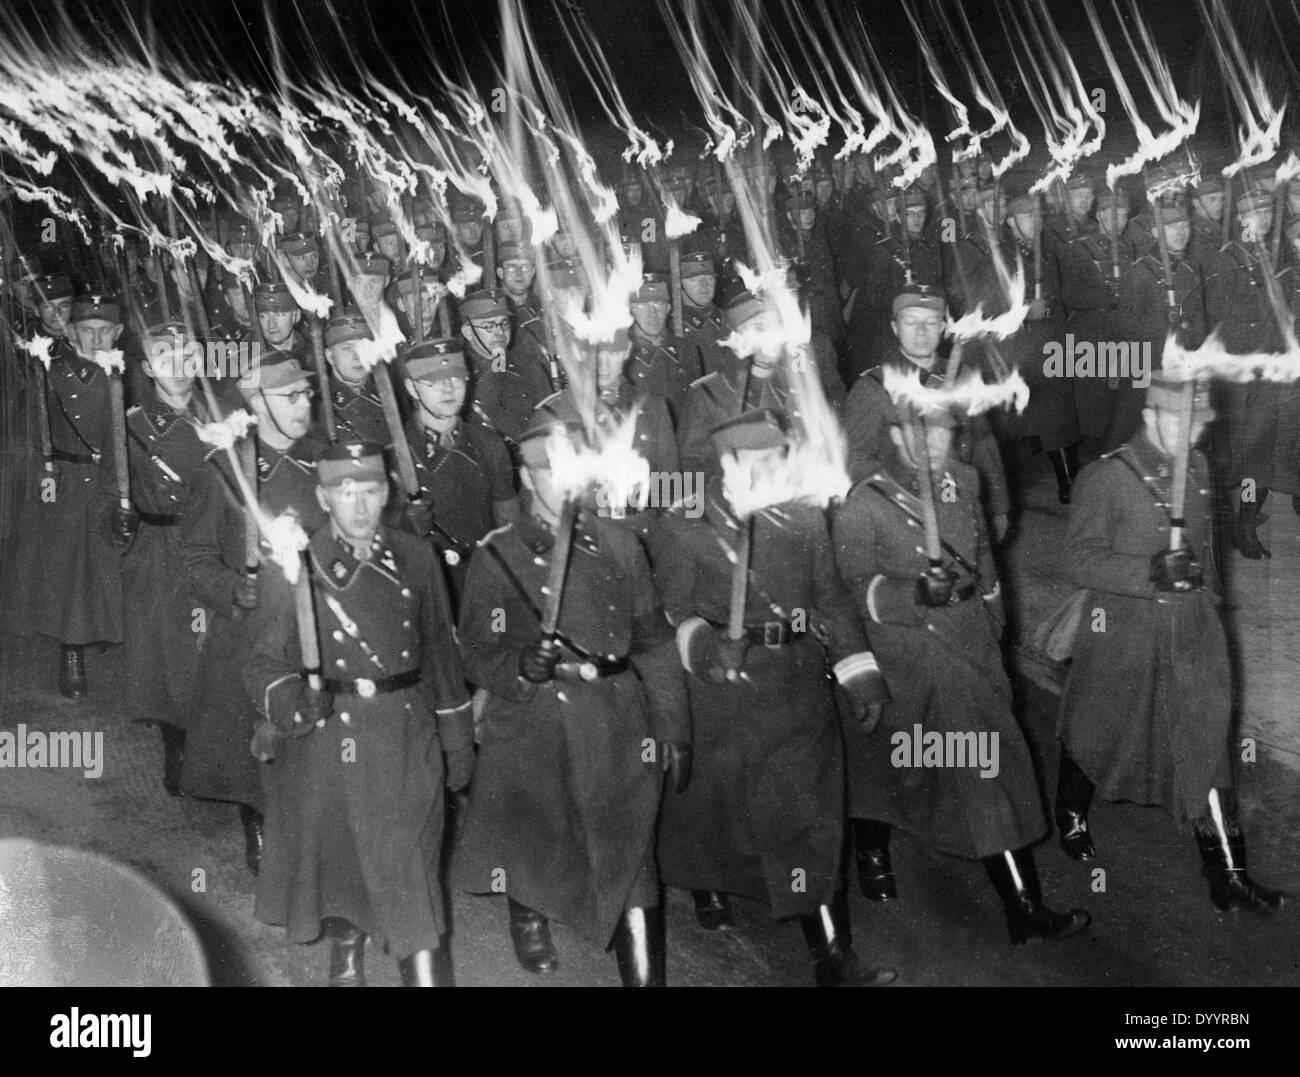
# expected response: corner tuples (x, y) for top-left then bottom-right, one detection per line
(6, 0), (1297, 167)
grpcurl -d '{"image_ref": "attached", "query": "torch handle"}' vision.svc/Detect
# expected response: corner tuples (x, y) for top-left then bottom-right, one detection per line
(35, 361), (54, 469)
(1222, 173), (1233, 247)
(308, 317), (337, 443)
(412, 261), (426, 345)
(293, 552), (322, 687)
(436, 296), (451, 338)
(727, 515), (753, 643)
(668, 240), (684, 337)
(913, 427), (944, 562)
(482, 222), (497, 283)
(108, 376), (130, 509)
(540, 498), (577, 639)
(373, 362), (419, 496)
(1168, 380), (1196, 552)
(237, 434), (260, 572)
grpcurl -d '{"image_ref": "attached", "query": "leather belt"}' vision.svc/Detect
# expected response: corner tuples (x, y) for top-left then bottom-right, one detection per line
(710, 619), (806, 647)
(51, 449), (100, 465)
(321, 668), (421, 697)
(555, 656), (630, 681)
(139, 511), (182, 527)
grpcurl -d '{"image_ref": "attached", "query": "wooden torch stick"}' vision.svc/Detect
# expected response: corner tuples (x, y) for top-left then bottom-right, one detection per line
(726, 514), (754, 643)
(308, 316), (337, 442)
(539, 496), (578, 648)
(372, 360), (419, 495)
(293, 550), (323, 691)
(108, 373), (130, 510)
(668, 238), (684, 337)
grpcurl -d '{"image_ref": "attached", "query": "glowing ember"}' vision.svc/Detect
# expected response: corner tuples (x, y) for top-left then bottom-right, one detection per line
(196, 410), (258, 451)
(264, 513), (310, 584)
(90, 349), (126, 376)
(22, 334), (54, 371)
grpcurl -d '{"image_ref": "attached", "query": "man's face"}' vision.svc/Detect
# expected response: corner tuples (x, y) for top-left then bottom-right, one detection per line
(905, 205), (927, 236)
(1152, 403), (1211, 456)
(461, 312), (511, 357)
(38, 297), (71, 336)
(596, 344), (631, 392)
(728, 445), (788, 495)
(426, 239), (447, 269)
(353, 223), (371, 253)
(288, 250), (319, 279)
(327, 341), (369, 384)
(892, 307), (943, 361)
(143, 345), (197, 399)
(1098, 205), (1129, 237)
(681, 274), (716, 308)
(255, 379), (314, 441)
(399, 288), (441, 340)
(258, 308), (300, 347)
(743, 310), (783, 368)
(278, 208), (300, 235)
(352, 275), (387, 310)
(376, 234), (402, 262)
(1195, 192), (1225, 222)
(1160, 220), (1191, 255)
(72, 317), (124, 358)
(792, 207), (816, 231)
(496, 257), (536, 299)
(406, 374), (466, 421)
(455, 220), (484, 248)
(624, 182), (644, 206)
(854, 156), (873, 182)
(631, 296), (669, 338)
(1066, 188), (1094, 218)
(552, 229), (579, 258)
(814, 180), (834, 205)
(319, 478), (389, 543)
(1010, 211), (1039, 241)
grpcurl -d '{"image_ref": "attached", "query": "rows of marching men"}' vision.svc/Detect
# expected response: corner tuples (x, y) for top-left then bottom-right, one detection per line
(0, 147), (1291, 987)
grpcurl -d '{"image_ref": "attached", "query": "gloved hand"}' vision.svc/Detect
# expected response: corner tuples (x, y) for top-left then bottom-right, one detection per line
(406, 497), (435, 536)
(444, 744), (475, 792)
(915, 565), (957, 607)
(293, 682), (332, 733)
(233, 573), (258, 611)
(111, 505), (140, 547)
(659, 741), (693, 793)
(250, 719), (280, 762)
(519, 640), (560, 683)
(1150, 547), (1202, 592)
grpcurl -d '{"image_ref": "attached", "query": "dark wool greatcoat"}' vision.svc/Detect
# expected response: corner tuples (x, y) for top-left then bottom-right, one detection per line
(179, 436), (327, 808)
(245, 525), (472, 958)
(832, 459), (1046, 859)
(6, 344), (123, 645)
(1057, 436), (1233, 827)
(652, 493), (870, 919)
(405, 415), (516, 605)
(112, 396), (218, 729)
(454, 508), (688, 946)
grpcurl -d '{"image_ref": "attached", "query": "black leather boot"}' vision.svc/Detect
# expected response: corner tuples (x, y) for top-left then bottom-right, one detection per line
(692, 890), (736, 931)
(1054, 749), (1097, 861)
(1048, 449), (1074, 505)
(159, 723), (185, 798)
(797, 895), (896, 987)
(1236, 493), (1271, 559)
(238, 803), (263, 876)
(508, 897), (559, 975)
(397, 949), (438, 987)
(612, 906), (665, 987)
(58, 644), (87, 699)
(983, 849), (1091, 944)
(853, 819), (897, 901)
(325, 918), (366, 987)
(1195, 796), (1291, 912)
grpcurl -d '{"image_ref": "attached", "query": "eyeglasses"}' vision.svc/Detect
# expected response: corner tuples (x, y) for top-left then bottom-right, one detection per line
(263, 388), (316, 405)
(471, 319), (511, 333)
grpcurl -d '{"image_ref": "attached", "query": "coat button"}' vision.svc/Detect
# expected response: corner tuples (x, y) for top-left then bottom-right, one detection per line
(402, 620), (411, 629)
(333, 630), (344, 642)
(340, 712), (352, 725)
(335, 658), (347, 669)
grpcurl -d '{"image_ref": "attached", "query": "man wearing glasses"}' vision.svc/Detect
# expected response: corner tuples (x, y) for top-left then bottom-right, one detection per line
(180, 352), (327, 878)
(459, 288), (554, 452)
(625, 273), (703, 422)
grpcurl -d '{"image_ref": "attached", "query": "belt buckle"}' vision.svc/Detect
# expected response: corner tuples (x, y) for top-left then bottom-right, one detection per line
(444, 549), (461, 567)
(356, 677), (376, 699)
(91, 450), (102, 466)
(763, 621), (783, 649)
(578, 661), (599, 682)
